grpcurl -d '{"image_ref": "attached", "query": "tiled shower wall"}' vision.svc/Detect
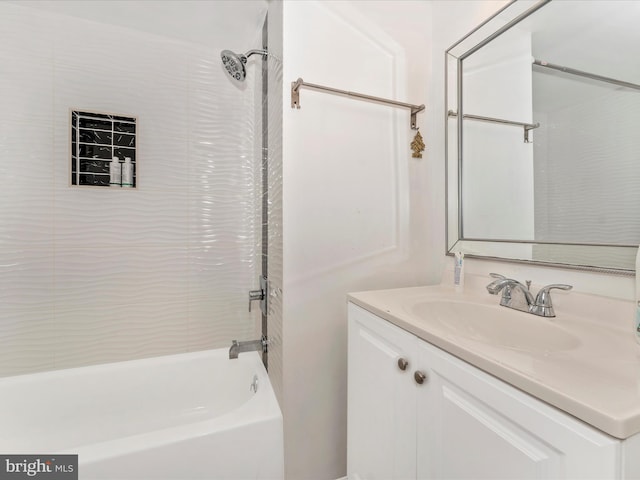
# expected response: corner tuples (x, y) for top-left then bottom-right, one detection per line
(0, 4), (263, 376)
(265, 2), (284, 406)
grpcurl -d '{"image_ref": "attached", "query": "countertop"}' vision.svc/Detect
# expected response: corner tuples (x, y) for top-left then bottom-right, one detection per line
(348, 277), (640, 439)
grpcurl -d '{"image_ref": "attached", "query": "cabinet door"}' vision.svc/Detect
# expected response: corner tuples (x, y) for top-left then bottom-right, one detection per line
(348, 303), (417, 480)
(416, 340), (619, 480)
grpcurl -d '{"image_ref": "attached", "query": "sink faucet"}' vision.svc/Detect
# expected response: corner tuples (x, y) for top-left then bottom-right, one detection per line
(229, 336), (269, 359)
(486, 273), (572, 317)
(486, 275), (535, 312)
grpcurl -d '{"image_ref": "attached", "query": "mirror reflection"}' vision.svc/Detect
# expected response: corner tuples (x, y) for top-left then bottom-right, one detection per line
(447, 0), (640, 272)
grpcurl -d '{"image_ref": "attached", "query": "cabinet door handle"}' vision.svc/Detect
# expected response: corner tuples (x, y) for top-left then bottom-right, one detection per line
(414, 370), (427, 385)
(397, 357), (409, 371)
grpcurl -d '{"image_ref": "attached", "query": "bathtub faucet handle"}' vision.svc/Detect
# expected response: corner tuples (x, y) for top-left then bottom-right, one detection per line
(248, 289), (264, 312)
(248, 276), (269, 315)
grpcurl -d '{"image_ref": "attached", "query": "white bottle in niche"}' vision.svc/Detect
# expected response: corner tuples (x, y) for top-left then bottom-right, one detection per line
(109, 156), (121, 187)
(122, 157), (133, 188)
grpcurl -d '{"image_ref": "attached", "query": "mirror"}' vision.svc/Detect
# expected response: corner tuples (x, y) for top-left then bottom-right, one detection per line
(446, 0), (640, 273)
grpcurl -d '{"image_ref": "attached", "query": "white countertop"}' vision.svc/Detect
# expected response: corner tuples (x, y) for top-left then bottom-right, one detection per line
(348, 276), (640, 439)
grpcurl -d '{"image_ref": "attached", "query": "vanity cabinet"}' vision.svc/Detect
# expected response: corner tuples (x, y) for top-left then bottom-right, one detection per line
(347, 303), (621, 480)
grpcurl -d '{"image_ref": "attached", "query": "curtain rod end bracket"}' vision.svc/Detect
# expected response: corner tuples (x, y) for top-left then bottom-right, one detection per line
(410, 105), (425, 130)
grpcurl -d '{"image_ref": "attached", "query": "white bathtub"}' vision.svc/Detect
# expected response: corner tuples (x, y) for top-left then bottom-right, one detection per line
(0, 349), (283, 479)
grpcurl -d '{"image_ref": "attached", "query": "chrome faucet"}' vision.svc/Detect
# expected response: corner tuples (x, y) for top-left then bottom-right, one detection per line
(229, 336), (269, 359)
(486, 273), (572, 317)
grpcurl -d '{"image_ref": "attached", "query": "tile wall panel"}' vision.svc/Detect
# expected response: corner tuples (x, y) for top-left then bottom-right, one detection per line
(0, 120), (54, 248)
(53, 188), (189, 247)
(54, 301), (190, 370)
(0, 3), (263, 376)
(187, 46), (261, 349)
(265, 5), (284, 405)
(0, 6), (53, 126)
(0, 309), (56, 377)
(53, 247), (189, 308)
(0, 248), (54, 309)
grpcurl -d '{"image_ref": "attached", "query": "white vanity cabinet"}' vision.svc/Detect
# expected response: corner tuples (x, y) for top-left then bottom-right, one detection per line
(347, 303), (622, 480)
(348, 302), (418, 479)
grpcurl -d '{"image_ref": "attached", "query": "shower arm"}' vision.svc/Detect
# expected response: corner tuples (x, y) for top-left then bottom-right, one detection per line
(244, 49), (268, 61)
(291, 77), (425, 130)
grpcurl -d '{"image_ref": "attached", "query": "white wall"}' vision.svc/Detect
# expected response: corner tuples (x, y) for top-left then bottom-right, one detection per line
(281, 1), (431, 478)
(0, 3), (265, 376)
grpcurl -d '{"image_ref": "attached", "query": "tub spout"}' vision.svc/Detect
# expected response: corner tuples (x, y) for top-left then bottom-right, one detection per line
(229, 337), (268, 359)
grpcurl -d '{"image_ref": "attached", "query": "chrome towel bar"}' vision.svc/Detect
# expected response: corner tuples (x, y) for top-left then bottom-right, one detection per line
(291, 77), (425, 130)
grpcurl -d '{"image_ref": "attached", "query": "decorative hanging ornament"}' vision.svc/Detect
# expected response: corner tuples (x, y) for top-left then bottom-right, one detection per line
(411, 129), (425, 158)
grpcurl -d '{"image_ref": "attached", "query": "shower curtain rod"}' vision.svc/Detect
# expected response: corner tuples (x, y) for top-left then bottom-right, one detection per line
(291, 78), (425, 130)
(447, 110), (539, 143)
(533, 59), (640, 91)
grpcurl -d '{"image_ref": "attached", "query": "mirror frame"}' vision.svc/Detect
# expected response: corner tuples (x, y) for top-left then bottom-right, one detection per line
(445, 0), (636, 275)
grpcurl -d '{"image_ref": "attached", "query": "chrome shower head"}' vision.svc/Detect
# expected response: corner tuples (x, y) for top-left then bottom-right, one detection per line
(221, 49), (268, 82)
(221, 50), (246, 82)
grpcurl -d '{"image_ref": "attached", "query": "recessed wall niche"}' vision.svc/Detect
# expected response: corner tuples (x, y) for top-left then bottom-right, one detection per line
(70, 110), (137, 188)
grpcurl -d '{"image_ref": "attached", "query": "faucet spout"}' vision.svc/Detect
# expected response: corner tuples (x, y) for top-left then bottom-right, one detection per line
(229, 337), (268, 359)
(486, 278), (535, 305)
(486, 277), (535, 315)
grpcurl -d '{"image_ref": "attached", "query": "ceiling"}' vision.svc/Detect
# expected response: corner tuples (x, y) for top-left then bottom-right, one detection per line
(7, 0), (268, 48)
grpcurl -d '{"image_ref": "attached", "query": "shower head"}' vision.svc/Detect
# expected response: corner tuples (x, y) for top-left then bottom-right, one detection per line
(221, 49), (268, 82)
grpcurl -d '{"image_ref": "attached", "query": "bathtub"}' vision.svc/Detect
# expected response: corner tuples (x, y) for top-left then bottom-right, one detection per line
(0, 349), (283, 479)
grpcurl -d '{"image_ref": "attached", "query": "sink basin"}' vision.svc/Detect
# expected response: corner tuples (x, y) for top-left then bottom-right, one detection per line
(410, 300), (581, 353)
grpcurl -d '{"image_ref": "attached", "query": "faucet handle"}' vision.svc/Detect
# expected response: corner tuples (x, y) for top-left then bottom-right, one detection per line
(533, 284), (573, 317)
(486, 273), (509, 296)
(536, 284), (573, 304)
(248, 288), (265, 312)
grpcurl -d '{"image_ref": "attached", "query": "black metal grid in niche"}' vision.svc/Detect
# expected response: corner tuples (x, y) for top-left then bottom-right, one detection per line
(71, 110), (137, 187)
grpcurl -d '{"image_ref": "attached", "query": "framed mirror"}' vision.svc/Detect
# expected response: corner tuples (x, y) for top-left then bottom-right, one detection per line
(446, 0), (640, 273)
